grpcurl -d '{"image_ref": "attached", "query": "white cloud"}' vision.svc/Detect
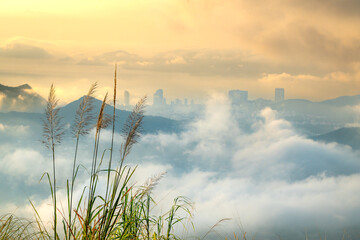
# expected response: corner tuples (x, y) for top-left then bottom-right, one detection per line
(0, 123), (29, 134)
(133, 94), (360, 236)
(152, 171), (360, 233)
(1, 94), (360, 238)
(345, 104), (360, 126)
(0, 149), (49, 184)
(0, 92), (5, 108)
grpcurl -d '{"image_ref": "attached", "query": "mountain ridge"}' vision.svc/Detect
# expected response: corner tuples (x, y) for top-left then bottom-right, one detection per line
(311, 127), (360, 150)
(0, 95), (183, 135)
(60, 95), (183, 133)
(0, 83), (46, 113)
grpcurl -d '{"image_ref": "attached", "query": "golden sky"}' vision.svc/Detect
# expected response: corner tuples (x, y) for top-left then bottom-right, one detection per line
(0, 0), (360, 103)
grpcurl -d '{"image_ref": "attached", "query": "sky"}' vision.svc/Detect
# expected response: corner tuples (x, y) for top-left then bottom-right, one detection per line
(1, 0), (360, 103)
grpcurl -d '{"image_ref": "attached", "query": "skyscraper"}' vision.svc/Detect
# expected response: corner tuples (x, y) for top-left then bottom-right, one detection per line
(228, 90), (248, 105)
(124, 90), (130, 106)
(275, 88), (285, 102)
(153, 89), (163, 106)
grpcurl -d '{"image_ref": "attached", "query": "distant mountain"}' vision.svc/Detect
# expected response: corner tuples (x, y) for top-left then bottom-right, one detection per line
(311, 127), (360, 150)
(280, 99), (317, 112)
(0, 96), (183, 138)
(273, 94), (360, 107)
(320, 95), (360, 107)
(275, 94), (360, 111)
(60, 96), (183, 133)
(273, 95), (360, 129)
(0, 83), (46, 112)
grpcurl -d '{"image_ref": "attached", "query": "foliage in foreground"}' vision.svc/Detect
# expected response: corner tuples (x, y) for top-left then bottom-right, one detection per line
(2, 67), (194, 240)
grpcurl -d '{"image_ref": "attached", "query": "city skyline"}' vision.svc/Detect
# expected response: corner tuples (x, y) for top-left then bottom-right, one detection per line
(8, 81), (360, 108)
(118, 87), (286, 106)
(1, 81), (291, 105)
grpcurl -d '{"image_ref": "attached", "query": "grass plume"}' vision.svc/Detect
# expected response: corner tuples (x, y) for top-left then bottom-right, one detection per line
(21, 70), (194, 240)
(42, 84), (65, 240)
(121, 96), (147, 160)
(67, 82), (97, 240)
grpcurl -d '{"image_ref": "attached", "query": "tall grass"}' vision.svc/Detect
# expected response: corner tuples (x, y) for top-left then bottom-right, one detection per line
(0, 214), (41, 239)
(67, 82), (97, 240)
(31, 67), (194, 239)
(42, 84), (65, 240)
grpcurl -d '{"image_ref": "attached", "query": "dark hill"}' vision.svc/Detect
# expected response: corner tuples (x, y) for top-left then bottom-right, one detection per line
(60, 96), (183, 134)
(0, 83), (46, 112)
(320, 95), (360, 107)
(0, 96), (182, 136)
(311, 127), (360, 150)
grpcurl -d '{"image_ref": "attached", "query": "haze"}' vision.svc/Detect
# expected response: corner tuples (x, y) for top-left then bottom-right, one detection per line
(1, 1), (360, 239)
(1, 0), (360, 103)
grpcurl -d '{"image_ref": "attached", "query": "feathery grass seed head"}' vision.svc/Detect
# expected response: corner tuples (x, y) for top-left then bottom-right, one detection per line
(42, 84), (64, 149)
(72, 82), (98, 138)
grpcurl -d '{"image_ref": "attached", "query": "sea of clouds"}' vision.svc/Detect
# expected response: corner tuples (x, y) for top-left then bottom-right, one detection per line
(1, 94), (360, 239)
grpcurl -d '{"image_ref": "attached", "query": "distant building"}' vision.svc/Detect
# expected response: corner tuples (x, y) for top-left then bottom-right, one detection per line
(228, 90), (248, 105)
(275, 88), (285, 102)
(153, 89), (163, 106)
(175, 98), (182, 105)
(184, 98), (188, 105)
(124, 90), (130, 106)
(191, 99), (194, 105)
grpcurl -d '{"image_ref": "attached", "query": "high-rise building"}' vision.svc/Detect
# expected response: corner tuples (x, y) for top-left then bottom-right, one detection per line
(184, 98), (188, 105)
(275, 88), (285, 102)
(153, 89), (163, 106)
(228, 90), (248, 105)
(124, 90), (130, 106)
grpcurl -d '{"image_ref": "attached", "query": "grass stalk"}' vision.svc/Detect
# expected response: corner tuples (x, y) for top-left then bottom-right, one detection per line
(42, 84), (64, 240)
(67, 82), (97, 240)
(29, 72), (195, 239)
(105, 64), (117, 204)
